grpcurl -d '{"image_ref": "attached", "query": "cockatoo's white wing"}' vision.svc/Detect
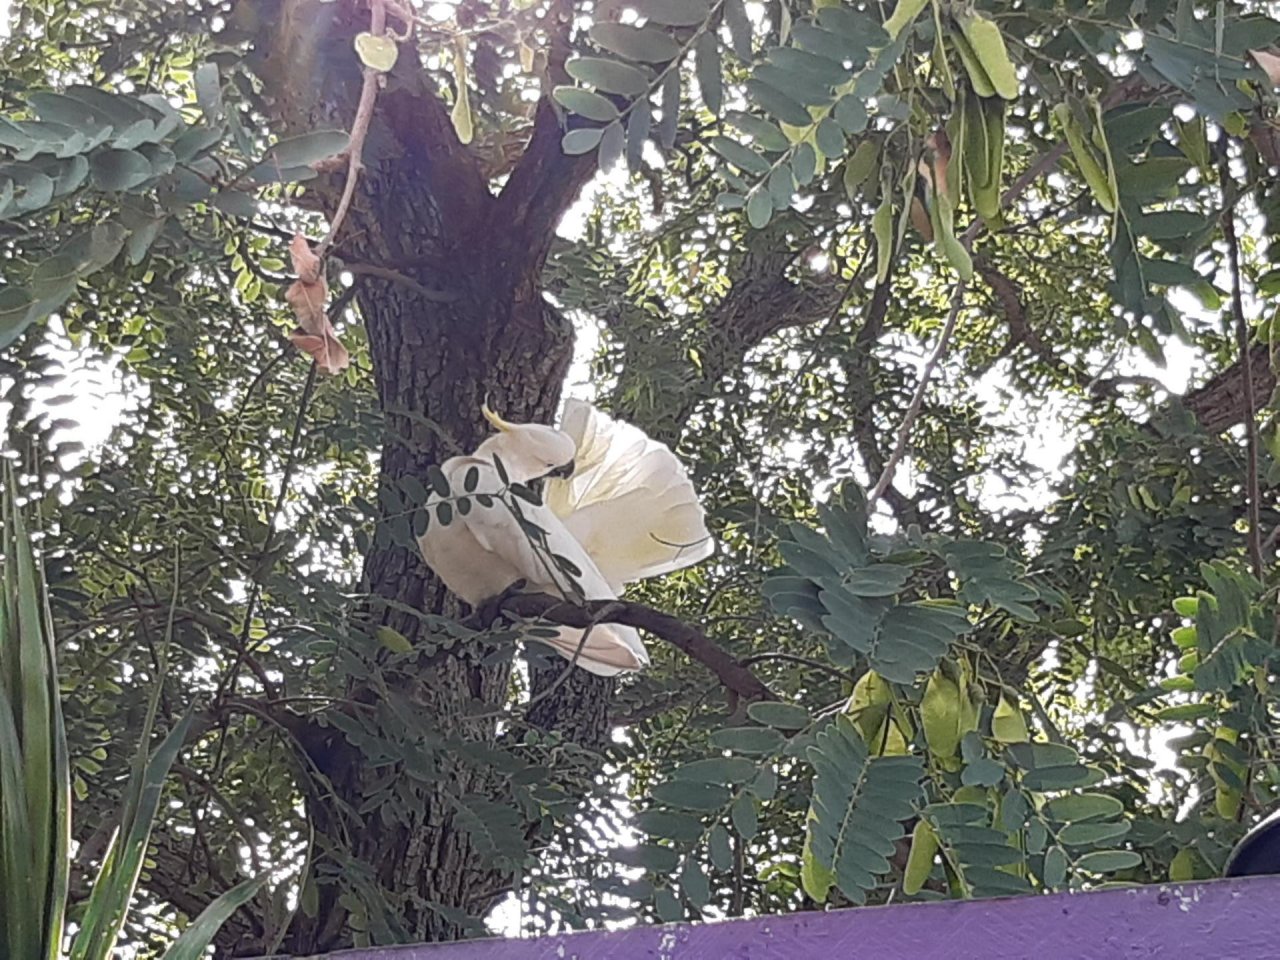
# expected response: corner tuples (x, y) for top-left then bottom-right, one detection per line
(419, 456), (648, 677)
(545, 399), (714, 588)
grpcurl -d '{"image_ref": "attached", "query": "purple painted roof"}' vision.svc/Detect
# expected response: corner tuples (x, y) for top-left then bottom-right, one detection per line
(293, 876), (1280, 959)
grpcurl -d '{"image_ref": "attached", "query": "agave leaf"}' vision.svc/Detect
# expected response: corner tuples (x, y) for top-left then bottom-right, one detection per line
(160, 870), (273, 960)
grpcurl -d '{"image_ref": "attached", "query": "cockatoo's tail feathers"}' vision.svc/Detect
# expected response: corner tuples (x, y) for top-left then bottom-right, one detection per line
(547, 399), (714, 587)
(533, 624), (649, 677)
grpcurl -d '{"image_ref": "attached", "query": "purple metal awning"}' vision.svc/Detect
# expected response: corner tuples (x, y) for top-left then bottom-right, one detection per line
(289, 876), (1280, 959)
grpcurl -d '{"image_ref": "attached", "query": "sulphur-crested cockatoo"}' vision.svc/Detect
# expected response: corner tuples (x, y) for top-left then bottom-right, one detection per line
(416, 400), (713, 676)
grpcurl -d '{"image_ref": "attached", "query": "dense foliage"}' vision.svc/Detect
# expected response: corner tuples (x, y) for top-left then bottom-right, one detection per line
(2, 0), (1280, 954)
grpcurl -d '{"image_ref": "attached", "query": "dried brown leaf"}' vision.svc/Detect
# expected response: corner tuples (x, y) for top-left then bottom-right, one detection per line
(289, 329), (350, 375)
(289, 233), (323, 284)
(1250, 49), (1280, 87)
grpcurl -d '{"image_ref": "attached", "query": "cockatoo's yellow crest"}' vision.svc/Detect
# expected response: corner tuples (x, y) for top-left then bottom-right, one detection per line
(481, 402), (513, 433)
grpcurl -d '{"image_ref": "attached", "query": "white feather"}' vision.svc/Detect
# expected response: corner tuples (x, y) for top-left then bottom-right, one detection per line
(418, 452), (647, 677)
(545, 399), (714, 588)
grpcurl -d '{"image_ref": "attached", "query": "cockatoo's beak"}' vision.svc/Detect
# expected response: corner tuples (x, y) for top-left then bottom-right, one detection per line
(546, 459), (576, 480)
(482, 402), (513, 433)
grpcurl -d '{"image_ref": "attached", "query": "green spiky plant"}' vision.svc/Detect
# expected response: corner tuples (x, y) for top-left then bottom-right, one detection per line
(0, 468), (267, 959)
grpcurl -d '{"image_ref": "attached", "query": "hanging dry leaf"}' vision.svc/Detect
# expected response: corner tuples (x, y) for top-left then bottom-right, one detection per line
(1250, 48), (1280, 87)
(284, 234), (348, 375)
(909, 194), (934, 243)
(927, 128), (952, 202)
(285, 275), (328, 328)
(289, 233), (323, 284)
(289, 326), (350, 375)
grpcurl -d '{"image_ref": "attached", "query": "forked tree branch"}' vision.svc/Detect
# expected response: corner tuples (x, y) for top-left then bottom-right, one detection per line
(499, 593), (776, 705)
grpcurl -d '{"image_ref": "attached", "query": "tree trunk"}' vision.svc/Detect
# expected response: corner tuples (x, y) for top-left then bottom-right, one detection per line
(244, 2), (609, 951)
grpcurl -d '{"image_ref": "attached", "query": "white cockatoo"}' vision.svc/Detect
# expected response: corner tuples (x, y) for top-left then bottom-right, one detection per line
(416, 399), (713, 676)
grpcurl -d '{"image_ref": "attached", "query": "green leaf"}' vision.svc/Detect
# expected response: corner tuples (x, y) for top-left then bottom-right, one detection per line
(616, 843), (678, 873)
(1058, 821), (1131, 846)
(844, 564), (911, 597)
(426, 466), (450, 497)
(710, 136), (770, 175)
(745, 79), (813, 126)
(125, 217), (166, 265)
(1075, 849), (1142, 873)
(194, 63), (223, 122)
(27, 92), (114, 134)
(834, 95), (869, 134)
(0, 287), (34, 349)
(1042, 845), (1068, 888)
(262, 131), (350, 170)
(695, 32), (723, 115)
(726, 112), (788, 151)
(0, 475), (71, 960)
(807, 718), (923, 904)
(747, 701), (810, 730)
(723, 0), (753, 60)
(708, 824), (733, 871)
(709, 726), (785, 755)
(1042, 793), (1124, 823)
(160, 871), (272, 960)
(651, 779), (731, 811)
(566, 58), (651, 97)
(657, 71), (680, 150)
(730, 792), (758, 841)
(552, 87), (619, 122)
(768, 46), (852, 86)
(71, 713), (196, 960)
(679, 857), (710, 908)
(673, 756), (759, 784)
(626, 97), (650, 171)
(746, 188), (773, 228)
(634, 0), (711, 26)
(89, 149), (153, 191)
(589, 23), (680, 63)
(376, 626), (412, 654)
(597, 120), (625, 172)
(654, 887), (683, 921)
(814, 118), (845, 158)
(171, 124), (224, 163)
(562, 127), (604, 155)
(961, 758), (1005, 787)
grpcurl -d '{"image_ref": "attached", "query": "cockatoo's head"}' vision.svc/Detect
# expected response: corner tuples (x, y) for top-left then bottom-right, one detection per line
(475, 403), (577, 484)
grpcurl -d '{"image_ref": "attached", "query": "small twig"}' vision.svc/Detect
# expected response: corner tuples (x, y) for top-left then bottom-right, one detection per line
(340, 261), (462, 302)
(316, 0), (388, 260)
(1219, 148), (1265, 579)
(741, 651), (860, 686)
(500, 594), (775, 704)
(868, 281), (966, 507)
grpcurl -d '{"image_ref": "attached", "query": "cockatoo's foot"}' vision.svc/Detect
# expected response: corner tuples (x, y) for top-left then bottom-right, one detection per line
(471, 579), (528, 629)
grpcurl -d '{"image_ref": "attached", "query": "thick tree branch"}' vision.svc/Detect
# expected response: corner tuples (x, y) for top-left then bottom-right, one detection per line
(492, 0), (596, 262)
(491, 97), (597, 265)
(1184, 342), (1275, 433)
(499, 594), (776, 705)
